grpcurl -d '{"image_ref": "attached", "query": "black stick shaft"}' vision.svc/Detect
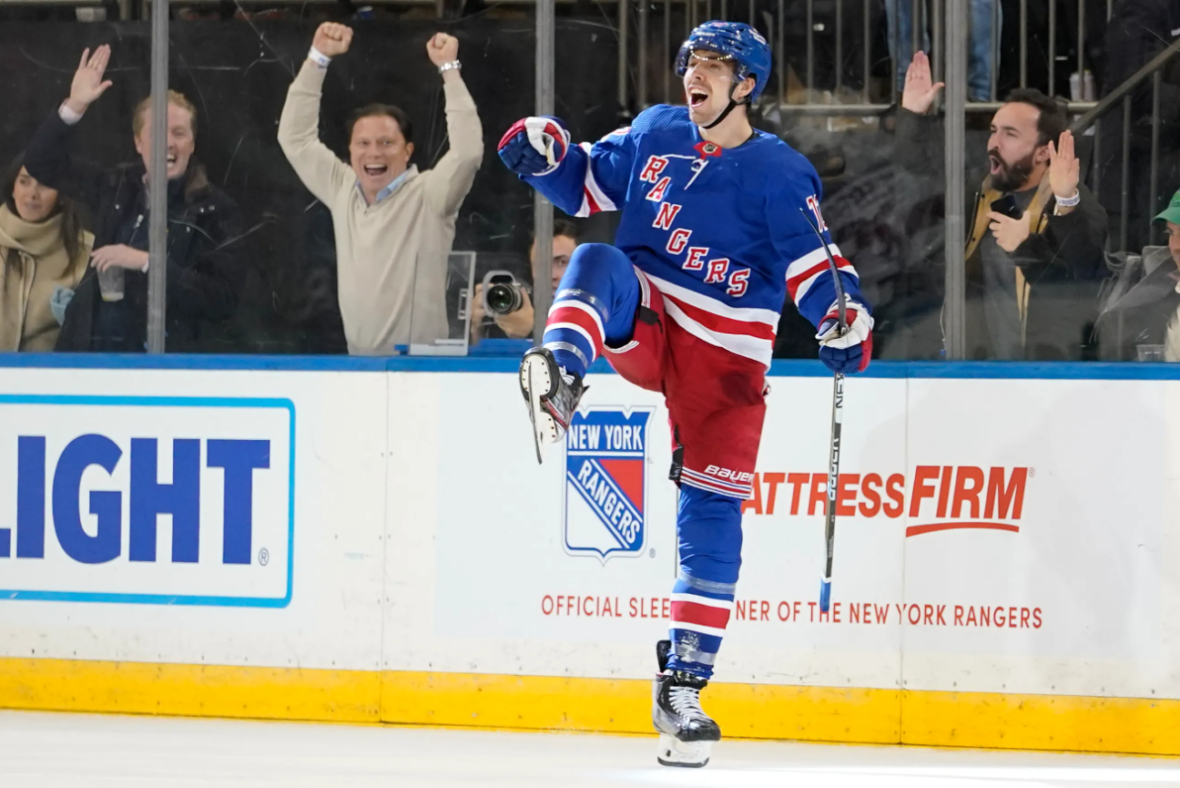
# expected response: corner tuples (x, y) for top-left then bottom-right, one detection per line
(798, 208), (847, 609)
(825, 372), (844, 579)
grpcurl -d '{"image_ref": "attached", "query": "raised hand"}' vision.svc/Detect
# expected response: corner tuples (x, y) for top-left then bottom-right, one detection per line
(497, 117), (570, 177)
(66, 46), (114, 116)
(312, 22), (353, 58)
(426, 33), (459, 67)
(901, 51), (945, 115)
(1047, 130), (1080, 201)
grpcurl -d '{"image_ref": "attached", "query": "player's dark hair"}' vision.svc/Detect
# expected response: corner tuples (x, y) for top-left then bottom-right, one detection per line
(553, 218), (579, 242)
(347, 104), (414, 146)
(1003, 88), (1068, 148)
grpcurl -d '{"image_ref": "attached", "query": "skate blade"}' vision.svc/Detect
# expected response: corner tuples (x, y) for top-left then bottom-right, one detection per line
(656, 734), (711, 768)
(521, 354), (558, 465)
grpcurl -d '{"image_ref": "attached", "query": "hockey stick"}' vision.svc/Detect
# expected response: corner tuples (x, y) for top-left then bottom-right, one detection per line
(798, 208), (846, 615)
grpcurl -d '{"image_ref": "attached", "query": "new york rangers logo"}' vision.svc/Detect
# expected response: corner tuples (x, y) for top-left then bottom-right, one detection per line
(563, 407), (654, 560)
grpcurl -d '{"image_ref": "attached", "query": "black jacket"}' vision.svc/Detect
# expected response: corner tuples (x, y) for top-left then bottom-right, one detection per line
(23, 111), (243, 352)
(895, 108), (1109, 360)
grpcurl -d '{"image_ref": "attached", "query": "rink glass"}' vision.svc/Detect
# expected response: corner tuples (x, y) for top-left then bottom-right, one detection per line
(4, 5), (1176, 362)
(0, 13), (148, 345)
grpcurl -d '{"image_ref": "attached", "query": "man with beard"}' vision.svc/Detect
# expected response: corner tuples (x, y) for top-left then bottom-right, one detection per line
(896, 52), (1108, 360)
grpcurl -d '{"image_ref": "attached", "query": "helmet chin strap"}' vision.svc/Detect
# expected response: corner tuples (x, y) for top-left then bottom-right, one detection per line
(701, 80), (747, 130)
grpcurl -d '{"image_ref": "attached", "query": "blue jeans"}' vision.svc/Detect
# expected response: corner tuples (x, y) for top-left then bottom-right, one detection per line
(886, 0), (1000, 102)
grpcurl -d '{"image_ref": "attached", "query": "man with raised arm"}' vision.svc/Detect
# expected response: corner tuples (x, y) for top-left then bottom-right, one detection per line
(279, 23), (484, 354)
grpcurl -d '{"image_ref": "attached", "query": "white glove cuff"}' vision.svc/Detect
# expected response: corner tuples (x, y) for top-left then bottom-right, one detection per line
(523, 117), (569, 176)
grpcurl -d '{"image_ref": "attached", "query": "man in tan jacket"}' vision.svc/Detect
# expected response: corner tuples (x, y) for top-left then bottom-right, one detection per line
(279, 23), (484, 355)
(897, 52), (1108, 360)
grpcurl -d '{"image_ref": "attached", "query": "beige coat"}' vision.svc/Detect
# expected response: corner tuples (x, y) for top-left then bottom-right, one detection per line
(0, 205), (92, 352)
(278, 62), (484, 355)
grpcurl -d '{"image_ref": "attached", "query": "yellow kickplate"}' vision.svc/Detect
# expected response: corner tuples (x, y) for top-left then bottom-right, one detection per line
(1, 657), (1176, 755)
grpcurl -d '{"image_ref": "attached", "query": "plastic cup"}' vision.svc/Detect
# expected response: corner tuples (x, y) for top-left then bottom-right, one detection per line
(98, 266), (124, 302)
(1136, 344), (1166, 362)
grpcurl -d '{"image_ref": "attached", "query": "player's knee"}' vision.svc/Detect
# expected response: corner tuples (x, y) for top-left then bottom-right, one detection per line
(562, 243), (632, 289)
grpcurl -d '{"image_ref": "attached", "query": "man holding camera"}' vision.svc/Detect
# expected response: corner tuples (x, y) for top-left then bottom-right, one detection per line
(899, 52), (1107, 360)
(470, 220), (578, 343)
(278, 23), (484, 355)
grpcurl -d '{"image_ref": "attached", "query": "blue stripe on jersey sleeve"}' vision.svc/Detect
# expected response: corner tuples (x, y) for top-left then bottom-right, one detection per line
(768, 151), (874, 329)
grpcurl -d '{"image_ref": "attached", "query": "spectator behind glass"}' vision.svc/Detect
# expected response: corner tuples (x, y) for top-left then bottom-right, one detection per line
(0, 158), (92, 351)
(897, 52), (1109, 360)
(278, 24), (484, 355)
(23, 46), (244, 353)
(470, 220), (579, 344)
(1153, 194), (1180, 362)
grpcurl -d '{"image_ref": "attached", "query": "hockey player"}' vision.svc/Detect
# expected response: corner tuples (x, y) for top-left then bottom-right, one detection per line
(498, 21), (872, 767)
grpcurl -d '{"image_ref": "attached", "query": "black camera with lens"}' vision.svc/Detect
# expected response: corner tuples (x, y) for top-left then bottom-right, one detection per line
(482, 270), (530, 316)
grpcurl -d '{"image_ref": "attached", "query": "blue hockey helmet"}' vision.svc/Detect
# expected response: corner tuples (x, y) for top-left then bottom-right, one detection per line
(675, 21), (772, 103)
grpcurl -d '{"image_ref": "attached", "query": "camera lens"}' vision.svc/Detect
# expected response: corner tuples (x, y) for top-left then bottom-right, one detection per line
(486, 283), (519, 315)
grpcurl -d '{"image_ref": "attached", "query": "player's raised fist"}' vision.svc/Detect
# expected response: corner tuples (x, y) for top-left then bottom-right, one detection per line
(901, 51), (945, 115)
(313, 23), (353, 58)
(426, 33), (459, 66)
(67, 45), (114, 116)
(817, 305), (873, 374)
(498, 117), (570, 177)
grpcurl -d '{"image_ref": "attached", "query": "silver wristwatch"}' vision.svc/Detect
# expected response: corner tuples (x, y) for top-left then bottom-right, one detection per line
(438, 60), (462, 74)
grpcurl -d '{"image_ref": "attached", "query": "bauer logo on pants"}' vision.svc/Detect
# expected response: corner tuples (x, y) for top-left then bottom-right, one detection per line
(563, 407), (654, 560)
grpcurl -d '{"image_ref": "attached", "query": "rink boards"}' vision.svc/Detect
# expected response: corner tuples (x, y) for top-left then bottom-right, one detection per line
(0, 357), (1179, 754)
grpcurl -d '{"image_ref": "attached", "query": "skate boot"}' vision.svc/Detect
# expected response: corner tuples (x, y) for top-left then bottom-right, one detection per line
(519, 347), (585, 464)
(652, 639), (720, 768)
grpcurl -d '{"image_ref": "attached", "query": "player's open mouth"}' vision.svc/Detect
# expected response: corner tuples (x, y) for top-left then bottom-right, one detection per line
(988, 155), (1002, 175)
(167, 154), (177, 166)
(689, 90), (709, 108)
(364, 164), (389, 176)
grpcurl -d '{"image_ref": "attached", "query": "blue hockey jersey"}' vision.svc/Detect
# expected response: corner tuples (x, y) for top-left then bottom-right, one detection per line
(523, 105), (869, 368)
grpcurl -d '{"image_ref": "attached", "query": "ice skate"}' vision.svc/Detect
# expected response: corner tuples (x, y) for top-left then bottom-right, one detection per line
(519, 347), (584, 464)
(652, 639), (720, 768)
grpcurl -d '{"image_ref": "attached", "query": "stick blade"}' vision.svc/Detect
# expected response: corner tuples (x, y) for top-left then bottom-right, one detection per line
(819, 576), (831, 613)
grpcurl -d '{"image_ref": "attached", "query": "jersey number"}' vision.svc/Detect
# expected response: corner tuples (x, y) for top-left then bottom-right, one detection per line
(805, 195), (828, 233)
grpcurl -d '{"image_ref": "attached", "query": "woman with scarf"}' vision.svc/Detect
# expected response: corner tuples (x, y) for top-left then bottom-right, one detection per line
(0, 158), (92, 351)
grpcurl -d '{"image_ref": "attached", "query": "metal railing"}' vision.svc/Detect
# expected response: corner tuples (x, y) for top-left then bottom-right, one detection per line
(1071, 35), (1180, 252)
(617, 0), (1107, 119)
(609, 0), (1154, 358)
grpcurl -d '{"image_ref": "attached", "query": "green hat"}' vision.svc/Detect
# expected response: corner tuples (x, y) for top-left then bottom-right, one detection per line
(1155, 189), (1180, 225)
